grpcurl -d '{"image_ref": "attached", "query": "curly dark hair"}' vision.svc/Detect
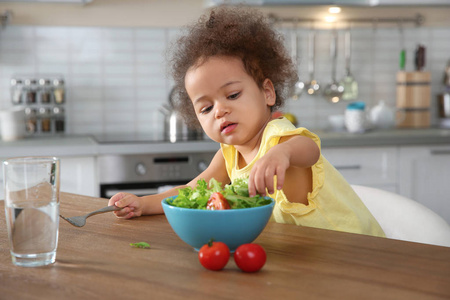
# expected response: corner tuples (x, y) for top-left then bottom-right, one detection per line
(167, 5), (298, 128)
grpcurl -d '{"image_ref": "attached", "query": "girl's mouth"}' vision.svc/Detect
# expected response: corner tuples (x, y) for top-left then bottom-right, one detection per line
(221, 122), (237, 134)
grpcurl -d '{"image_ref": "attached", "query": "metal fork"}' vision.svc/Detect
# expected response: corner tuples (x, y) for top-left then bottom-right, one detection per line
(60, 205), (122, 227)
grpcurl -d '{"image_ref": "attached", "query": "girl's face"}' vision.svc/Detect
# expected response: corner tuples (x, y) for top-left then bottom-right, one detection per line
(185, 56), (276, 147)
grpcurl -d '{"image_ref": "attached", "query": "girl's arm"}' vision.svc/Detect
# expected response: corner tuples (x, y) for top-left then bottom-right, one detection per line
(108, 149), (230, 219)
(277, 135), (320, 168)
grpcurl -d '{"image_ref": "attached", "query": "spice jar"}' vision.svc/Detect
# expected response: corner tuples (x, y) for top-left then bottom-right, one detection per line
(10, 78), (24, 105)
(24, 79), (37, 104)
(39, 78), (52, 104)
(53, 79), (65, 104)
(39, 107), (52, 133)
(52, 106), (65, 133)
(25, 107), (37, 133)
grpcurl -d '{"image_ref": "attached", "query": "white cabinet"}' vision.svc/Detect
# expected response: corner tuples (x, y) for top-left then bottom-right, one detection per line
(0, 156), (98, 199)
(398, 145), (450, 224)
(60, 156), (98, 197)
(322, 147), (398, 193)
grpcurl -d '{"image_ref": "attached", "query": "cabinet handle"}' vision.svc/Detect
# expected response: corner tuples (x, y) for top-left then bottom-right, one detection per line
(335, 165), (361, 170)
(104, 188), (159, 198)
(430, 150), (450, 155)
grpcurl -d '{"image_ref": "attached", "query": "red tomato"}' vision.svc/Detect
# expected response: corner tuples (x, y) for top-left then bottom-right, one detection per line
(198, 240), (230, 271)
(234, 243), (266, 272)
(206, 192), (230, 210)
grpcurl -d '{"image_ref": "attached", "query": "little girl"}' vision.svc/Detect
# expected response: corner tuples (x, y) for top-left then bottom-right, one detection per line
(109, 6), (385, 237)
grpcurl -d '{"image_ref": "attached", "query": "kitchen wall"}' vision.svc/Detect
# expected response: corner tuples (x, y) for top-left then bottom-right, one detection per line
(0, 1), (449, 137)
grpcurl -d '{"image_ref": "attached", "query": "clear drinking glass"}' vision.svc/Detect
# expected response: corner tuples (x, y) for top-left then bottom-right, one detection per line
(3, 157), (60, 267)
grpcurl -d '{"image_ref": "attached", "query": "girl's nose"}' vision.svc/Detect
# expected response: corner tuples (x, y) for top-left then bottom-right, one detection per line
(214, 100), (229, 119)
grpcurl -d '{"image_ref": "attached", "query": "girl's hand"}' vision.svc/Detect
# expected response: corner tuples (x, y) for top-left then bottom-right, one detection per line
(248, 146), (290, 197)
(108, 192), (143, 219)
(248, 135), (320, 197)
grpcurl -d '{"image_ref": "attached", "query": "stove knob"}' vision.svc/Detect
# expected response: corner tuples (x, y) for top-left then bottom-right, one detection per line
(135, 163), (147, 176)
(197, 160), (208, 173)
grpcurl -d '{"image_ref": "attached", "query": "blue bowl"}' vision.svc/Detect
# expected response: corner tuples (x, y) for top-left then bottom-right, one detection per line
(161, 196), (275, 251)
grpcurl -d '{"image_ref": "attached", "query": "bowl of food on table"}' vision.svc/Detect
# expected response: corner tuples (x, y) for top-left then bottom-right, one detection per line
(162, 178), (275, 252)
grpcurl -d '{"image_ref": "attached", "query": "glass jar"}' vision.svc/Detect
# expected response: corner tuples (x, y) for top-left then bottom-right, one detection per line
(38, 78), (52, 104)
(24, 79), (37, 104)
(25, 107), (37, 133)
(52, 106), (65, 133)
(53, 79), (65, 104)
(39, 107), (52, 133)
(10, 78), (24, 105)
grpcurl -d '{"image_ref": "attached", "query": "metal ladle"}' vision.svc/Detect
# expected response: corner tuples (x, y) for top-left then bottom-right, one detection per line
(305, 28), (320, 95)
(290, 23), (304, 100)
(323, 29), (344, 103)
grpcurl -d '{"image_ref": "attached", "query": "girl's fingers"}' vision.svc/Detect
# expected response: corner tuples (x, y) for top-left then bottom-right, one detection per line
(108, 192), (124, 206)
(115, 194), (136, 208)
(124, 211), (135, 219)
(275, 166), (285, 190)
(248, 169), (258, 197)
(264, 173), (274, 195)
(114, 207), (134, 218)
(254, 169), (267, 197)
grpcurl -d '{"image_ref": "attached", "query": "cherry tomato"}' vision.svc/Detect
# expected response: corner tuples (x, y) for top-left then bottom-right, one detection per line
(198, 240), (230, 271)
(206, 192), (230, 210)
(234, 243), (266, 273)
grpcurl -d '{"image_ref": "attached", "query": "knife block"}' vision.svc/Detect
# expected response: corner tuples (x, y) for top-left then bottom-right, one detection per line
(396, 71), (431, 128)
(396, 109), (430, 128)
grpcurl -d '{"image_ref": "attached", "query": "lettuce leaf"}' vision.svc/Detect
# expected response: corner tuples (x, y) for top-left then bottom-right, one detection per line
(167, 178), (272, 209)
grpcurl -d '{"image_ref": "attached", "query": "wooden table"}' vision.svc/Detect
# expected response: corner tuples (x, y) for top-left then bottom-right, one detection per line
(1, 193), (449, 300)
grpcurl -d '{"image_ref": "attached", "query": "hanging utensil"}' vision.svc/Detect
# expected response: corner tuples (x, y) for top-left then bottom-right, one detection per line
(415, 44), (426, 71)
(305, 26), (320, 96)
(290, 22), (304, 100)
(340, 25), (358, 100)
(398, 20), (406, 71)
(323, 29), (344, 103)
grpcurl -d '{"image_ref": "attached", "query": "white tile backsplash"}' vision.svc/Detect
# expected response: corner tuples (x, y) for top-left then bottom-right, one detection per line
(0, 25), (449, 136)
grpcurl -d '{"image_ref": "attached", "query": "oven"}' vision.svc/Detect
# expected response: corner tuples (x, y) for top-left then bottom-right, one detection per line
(98, 152), (215, 198)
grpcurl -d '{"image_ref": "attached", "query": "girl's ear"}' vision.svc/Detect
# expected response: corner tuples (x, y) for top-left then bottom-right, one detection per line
(262, 78), (276, 106)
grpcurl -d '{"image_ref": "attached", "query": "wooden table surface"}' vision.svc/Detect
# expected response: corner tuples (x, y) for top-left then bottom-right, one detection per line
(1, 193), (449, 300)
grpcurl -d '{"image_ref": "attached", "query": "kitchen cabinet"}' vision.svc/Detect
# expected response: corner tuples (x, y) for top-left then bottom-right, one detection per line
(322, 144), (450, 224)
(322, 146), (398, 193)
(60, 156), (98, 197)
(398, 145), (450, 224)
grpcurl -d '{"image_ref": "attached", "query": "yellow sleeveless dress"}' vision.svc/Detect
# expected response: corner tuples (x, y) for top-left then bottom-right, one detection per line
(221, 118), (385, 237)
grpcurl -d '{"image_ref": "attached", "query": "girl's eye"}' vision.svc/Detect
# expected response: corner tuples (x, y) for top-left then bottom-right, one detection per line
(228, 92), (240, 100)
(200, 106), (213, 114)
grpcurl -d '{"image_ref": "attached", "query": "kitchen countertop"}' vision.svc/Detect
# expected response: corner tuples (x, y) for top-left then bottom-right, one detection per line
(0, 192), (449, 299)
(1, 127), (450, 158)
(317, 127), (450, 148)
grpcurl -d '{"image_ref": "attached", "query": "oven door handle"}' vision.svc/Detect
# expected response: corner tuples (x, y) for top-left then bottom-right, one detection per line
(104, 188), (160, 198)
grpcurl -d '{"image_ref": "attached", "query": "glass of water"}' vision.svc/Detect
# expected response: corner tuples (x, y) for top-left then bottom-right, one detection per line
(3, 157), (60, 267)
